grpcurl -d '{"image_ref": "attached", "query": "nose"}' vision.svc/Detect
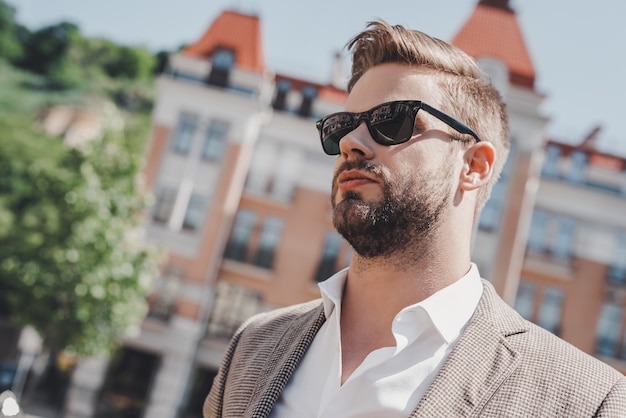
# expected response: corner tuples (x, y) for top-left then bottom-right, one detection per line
(337, 121), (375, 160)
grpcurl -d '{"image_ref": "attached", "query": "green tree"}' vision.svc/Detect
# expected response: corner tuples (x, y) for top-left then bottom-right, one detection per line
(0, 0), (24, 62)
(153, 50), (170, 75)
(18, 21), (80, 76)
(104, 45), (155, 80)
(0, 111), (161, 356)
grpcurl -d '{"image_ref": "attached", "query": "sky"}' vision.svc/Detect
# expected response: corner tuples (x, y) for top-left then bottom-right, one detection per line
(12, 0), (626, 155)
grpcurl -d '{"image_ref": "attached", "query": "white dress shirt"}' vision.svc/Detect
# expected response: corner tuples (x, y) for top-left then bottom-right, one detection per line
(270, 264), (484, 418)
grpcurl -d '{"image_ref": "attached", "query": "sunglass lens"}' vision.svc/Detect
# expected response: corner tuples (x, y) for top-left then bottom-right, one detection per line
(323, 136), (340, 155)
(371, 104), (414, 145)
(321, 113), (354, 155)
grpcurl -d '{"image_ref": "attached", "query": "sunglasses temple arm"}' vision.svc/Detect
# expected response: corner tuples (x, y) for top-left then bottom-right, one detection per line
(420, 103), (481, 142)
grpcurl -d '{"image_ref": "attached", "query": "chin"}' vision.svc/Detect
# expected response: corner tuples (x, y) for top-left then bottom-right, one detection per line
(332, 190), (367, 209)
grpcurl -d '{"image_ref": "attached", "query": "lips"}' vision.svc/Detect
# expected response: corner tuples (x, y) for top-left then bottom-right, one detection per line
(336, 169), (378, 191)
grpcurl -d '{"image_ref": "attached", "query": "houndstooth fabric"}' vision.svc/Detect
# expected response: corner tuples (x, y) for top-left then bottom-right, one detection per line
(204, 299), (326, 418)
(203, 281), (626, 417)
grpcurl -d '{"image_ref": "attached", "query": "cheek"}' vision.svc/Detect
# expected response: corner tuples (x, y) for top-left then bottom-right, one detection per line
(331, 164), (341, 195)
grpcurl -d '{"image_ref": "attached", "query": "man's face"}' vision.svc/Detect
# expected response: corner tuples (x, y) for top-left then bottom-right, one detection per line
(331, 63), (459, 259)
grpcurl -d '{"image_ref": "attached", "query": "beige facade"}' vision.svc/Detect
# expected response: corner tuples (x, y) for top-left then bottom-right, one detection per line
(517, 136), (626, 375)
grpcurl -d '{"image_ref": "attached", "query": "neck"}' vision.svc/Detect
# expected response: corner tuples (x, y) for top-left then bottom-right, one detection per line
(336, 216), (474, 384)
(347, 251), (470, 308)
(342, 224), (472, 322)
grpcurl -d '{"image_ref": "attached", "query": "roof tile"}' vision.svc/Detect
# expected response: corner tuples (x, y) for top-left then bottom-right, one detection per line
(452, 3), (536, 88)
(184, 10), (264, 73)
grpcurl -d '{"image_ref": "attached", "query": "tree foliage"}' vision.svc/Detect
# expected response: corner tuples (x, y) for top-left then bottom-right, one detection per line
(0, 1), (166, 356)
(0, 111), (162, 356)
(17, 21), (79, 76)
(8, 4), (160, 90)
(0, 1), (23, 61)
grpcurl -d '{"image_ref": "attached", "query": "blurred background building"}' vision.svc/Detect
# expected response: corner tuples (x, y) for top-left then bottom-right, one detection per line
(5, 0), (623, 416)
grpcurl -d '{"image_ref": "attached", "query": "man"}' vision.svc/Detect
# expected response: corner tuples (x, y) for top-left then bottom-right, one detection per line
(204, 21), (626, 417)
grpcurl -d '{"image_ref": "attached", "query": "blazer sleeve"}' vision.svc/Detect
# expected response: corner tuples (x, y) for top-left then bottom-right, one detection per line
(203, 323), (246, 418)
(594, 377), (626, 417)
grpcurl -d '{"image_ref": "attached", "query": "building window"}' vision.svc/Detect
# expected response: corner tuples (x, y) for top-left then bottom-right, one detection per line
(314, 232), (344, 282)
(180, 367), (218, 418)
(253, 217), (284, 269)
(207, 281), (262, 339)
(152, 186), (177, 223)
(245, 143), (300, 202)
(513, 281), (535, 320)
(170, 113), (198, 155)
(566, 150), (587, 184)
(202, 120), (229, 162)
(542, 145), (561, 178)
(272, 79), (291, 111)
(527, 209), (550, 253)
(224, 210), (257, 262)
(298, 85), (317, 117)
(182, 193), (206, 231)
(607, 233), (626, 285)
(479, 140), (515, 232)
(245, 142), (275, 195)
(270, 148), (300, 201)
(97, 347), (160, 417)
(527, 211), (577, 260)
(479, 180), (505, 232)
(147, 267), (182, 321)
(536, 287), (564, 335)
(595, 301), (623, 358)
(208, 48), (235, 87)
(551, 217), (576, 260)
(607, 265), (626, 286)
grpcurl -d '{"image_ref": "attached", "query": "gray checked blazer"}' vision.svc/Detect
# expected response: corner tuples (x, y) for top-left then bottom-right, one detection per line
(204, 280), (626, 417)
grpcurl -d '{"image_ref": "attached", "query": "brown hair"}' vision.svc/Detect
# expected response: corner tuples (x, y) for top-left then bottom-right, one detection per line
(346, 20), (509, 215)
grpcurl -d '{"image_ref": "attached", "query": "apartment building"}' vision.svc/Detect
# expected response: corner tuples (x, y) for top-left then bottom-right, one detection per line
(517, 128), (626, 375)
(61, 1), (624, 417)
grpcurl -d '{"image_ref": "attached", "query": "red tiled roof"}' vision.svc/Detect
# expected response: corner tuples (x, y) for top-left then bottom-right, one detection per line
(548, 141), (626, 171)
(452, 1), (536, 89)
(275, 73), (348, 104)
(184, 10), (265, 73)
(547, 126), (626, 170)
(318, 86), (348, 104)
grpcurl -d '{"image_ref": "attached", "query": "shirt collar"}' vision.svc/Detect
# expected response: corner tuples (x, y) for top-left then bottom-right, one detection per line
(318, 267), (348, 319)
(317, 263), (484, 345)
(406, 263), (483, 344)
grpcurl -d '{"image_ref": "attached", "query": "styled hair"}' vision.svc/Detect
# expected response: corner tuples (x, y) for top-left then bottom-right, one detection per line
(346, 20), (509, 216)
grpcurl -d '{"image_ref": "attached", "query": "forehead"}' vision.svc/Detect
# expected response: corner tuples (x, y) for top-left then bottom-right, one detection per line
(345, 63), (442, 112)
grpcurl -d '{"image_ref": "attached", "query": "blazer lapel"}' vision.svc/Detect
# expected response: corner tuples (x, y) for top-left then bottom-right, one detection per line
(245, 303), (326, 418)
(411, 281), (528, 418)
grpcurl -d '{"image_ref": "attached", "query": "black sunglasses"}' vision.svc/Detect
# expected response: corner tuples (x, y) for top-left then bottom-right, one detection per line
(315, 100), (481, 156)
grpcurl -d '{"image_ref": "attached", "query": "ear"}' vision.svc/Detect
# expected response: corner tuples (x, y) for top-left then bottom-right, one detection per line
(460, 141), (496, 191)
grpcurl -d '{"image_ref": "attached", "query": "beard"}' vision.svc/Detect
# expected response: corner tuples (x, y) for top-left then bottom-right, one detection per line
(332, 159), (452, 260)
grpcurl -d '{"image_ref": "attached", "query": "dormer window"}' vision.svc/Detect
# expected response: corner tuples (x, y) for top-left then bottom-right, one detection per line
(567, 151), (587, 184)
(298, 85), (317, 117)
(272, 80), (291, 111)
(208, 48), (235, 87)
(542, 145), (561, 178)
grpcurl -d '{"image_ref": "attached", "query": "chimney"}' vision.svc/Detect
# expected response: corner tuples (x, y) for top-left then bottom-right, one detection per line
(581, 125), (602, 149)
(330, 51), (345, 89)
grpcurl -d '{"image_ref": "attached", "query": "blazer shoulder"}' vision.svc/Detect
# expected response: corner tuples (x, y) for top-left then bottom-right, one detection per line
(460, 281), (626, 416)
(511, 319), (624, 384)
(480, 281), (623, 386)
(241, 298), (324, 335)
